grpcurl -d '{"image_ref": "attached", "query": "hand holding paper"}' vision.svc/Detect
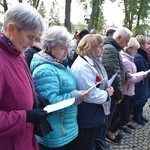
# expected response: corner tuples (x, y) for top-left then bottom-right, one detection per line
(106, 86), (114, 96)
(43, 98), (75, 113)
(107, 70), (119, 87)
(129, 69), (150, 77)
(86, 77), (107, 92)
(86, 70), (118, 92)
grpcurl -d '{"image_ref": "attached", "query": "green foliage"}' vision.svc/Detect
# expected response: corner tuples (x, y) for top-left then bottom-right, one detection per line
(0, 21), (3, 27)
(71, 22), (86, 33)
(28, 0), (40, 9)
(88, 0), (105, 32)
(112, 0), (150, 35)
(97, 11), (105, 33)
(123, 0), (138, 29)
(49, 0), (61, 26)
(38, 1), (46, 18)
(132, 23), (150, 36)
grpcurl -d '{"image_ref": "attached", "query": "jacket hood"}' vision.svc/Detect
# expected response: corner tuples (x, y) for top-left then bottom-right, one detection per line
(104, 37), (122, 51)
(103, 37), (112, 45)
(0, 33), (21, 56)
(120, 51), (134, 62)
(30, 50), (65, 72)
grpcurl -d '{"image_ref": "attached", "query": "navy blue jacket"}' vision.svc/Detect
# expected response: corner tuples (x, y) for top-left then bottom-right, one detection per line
(77, 102), (107, 128)
(134, 48), (149, 101)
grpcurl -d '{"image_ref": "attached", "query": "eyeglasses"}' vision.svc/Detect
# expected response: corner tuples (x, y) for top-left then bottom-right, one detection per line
(61, 46), (69, 51)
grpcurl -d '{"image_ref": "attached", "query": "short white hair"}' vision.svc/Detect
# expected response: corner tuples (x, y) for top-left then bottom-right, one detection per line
(42, 26), (72, 50)
(136, 35), (147, 45)
(3, 3), (44, 33)
(113, 27), (133, 39)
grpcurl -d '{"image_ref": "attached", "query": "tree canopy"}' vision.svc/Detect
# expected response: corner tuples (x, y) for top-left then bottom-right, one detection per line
(0, 0), (149, 35)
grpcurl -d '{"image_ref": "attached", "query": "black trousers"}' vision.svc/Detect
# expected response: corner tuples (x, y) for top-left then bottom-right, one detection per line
(70, 126), (99, 150)
(109, 95), (136, 132)
(107, 100), (120, 133)
(118, 95), (136, 126)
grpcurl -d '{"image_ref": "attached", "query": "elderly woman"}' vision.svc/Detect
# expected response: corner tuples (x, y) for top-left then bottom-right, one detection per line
(30, 26), (88, 150)
(71, 34), (114, 150)
(119, 38), (146, 134)
(0, 3), (50, 150)
(133, 35), (149, 125)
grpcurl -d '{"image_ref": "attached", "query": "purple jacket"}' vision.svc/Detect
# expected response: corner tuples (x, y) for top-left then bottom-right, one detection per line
(0, 33), (38, 150)
(120, 51), (144, 96)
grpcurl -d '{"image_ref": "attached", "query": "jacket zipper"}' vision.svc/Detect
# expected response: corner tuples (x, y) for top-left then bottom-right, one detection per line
(59, 112), (65, 136)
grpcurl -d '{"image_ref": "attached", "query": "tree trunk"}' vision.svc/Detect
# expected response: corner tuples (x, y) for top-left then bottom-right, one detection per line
(35, 0), (40, 9)
(88, 0), (97, 30)
(123, 0), (129, 27)
(65, 0), (72, 32)
(94, 0), (100, 29)
(18, 0), (23, 2)
(128, 12), (133, 30)
(135, 0), (143, 35)
(32, 0), (40, 9)
(3, 0), (8, 12)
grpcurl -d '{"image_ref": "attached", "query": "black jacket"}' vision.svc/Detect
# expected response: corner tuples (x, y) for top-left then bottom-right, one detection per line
(24, 46), (41, 67)
(102, 37), (125, 102)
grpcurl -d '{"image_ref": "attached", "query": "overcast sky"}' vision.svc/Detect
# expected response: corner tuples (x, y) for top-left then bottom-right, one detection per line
(103, 0), (124, 27)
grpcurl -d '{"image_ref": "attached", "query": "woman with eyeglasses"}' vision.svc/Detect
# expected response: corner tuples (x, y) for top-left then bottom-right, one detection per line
(71, 34), (114, 150)
(30, 26), (88, 150)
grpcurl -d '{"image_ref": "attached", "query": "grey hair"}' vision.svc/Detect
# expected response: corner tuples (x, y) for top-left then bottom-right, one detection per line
(113, 27), (133, 39)
(42, 26), (72, 50)
(125, 37), (140, 51)
(3, 3), (44, 33)
(136, 35), (147, 45)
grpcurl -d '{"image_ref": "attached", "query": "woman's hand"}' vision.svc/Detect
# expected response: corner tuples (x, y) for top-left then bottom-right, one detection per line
(106, 86), (114, 97)
(79, 90), (89, 101)
(125, 72), (132, 80)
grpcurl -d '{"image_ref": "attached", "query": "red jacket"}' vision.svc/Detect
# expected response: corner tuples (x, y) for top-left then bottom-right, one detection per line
(0, 33), (39, 150)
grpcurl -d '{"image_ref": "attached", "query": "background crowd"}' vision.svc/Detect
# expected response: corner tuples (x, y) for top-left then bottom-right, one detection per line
(0, 3), (150, 150)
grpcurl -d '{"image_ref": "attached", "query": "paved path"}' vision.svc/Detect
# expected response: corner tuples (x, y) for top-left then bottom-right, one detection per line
(110, 99), (150, 150)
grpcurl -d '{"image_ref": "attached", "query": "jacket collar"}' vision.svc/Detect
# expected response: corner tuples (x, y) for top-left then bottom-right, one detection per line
(0, 33), (21, 56)
(106, 37), (122, 52)
(137, 48), (148, 62)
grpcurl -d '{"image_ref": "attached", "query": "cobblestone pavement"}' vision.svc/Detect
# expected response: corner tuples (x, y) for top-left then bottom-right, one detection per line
(110, 99), (150, 150)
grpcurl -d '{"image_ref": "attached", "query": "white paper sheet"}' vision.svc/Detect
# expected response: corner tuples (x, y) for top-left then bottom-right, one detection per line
(129, 69), (150, 77)
(43, 97), (75, 113)
(86, 77), (107, 92)
(107, 70), (119, 87)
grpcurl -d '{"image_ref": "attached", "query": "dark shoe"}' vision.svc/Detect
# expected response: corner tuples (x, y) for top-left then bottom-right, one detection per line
(105, 134), (121, 145)
(133, 118), (145, 126)
(127, 124), (136, 130)
(141, 116), (148, 123)
(120, 127), (132, 134)
(115, 131), (122, 141)
(94, 139), (110, 150)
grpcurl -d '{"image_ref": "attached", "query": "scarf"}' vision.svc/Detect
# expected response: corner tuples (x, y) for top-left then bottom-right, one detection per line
(91, 57), (108, 89)
(92, 57), (111, 115)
